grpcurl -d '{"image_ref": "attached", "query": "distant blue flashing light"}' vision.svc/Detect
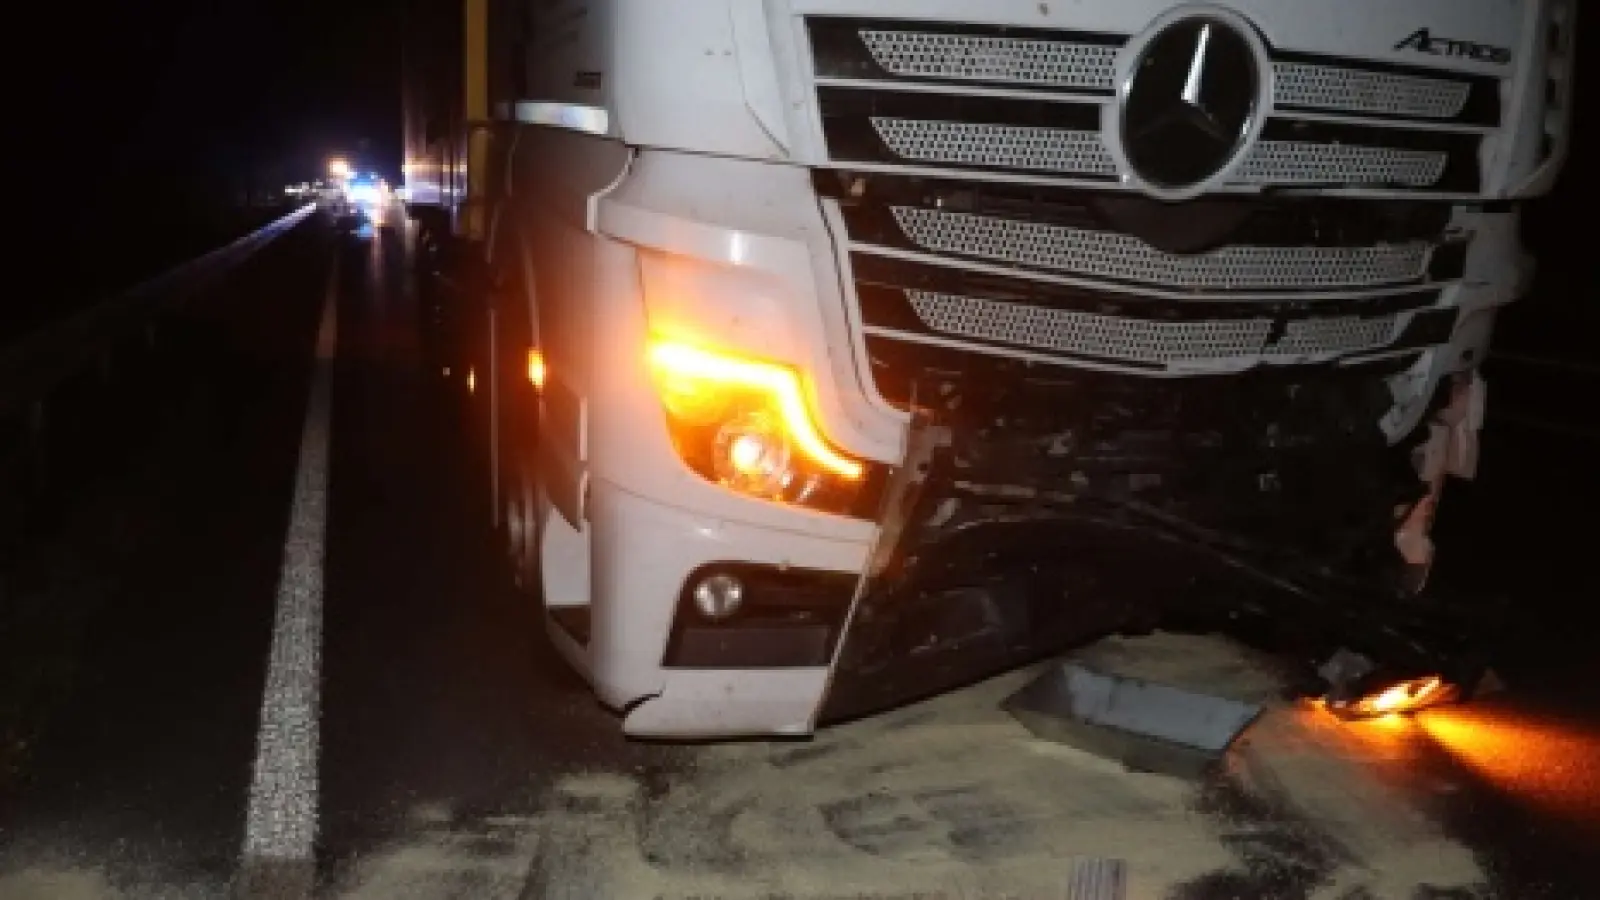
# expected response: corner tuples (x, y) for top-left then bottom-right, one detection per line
(345, 179), (380, 205)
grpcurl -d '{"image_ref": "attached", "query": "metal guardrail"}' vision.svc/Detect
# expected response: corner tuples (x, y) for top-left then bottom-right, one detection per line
(0, 202), (319, 522)
(0, 202), (317, 416)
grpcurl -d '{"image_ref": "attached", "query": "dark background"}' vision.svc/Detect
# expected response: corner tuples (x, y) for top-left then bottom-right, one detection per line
(15, 0), (402, 337)
(40, 0), (402, 196)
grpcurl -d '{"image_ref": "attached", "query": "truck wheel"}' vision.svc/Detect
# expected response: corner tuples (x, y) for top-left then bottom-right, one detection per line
(413, 217), (467, 394)
(412, 219), (438, 275)
(414, 224), (447, 374)
(445, 247), (493, 449)
(489, 236), (541, 590)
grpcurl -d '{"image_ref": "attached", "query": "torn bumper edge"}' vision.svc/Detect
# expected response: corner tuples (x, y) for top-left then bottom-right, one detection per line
(622, 667), (830, 738)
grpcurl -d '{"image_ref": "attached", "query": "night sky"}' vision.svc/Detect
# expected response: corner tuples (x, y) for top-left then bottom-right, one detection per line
(17, 0), (401, 318)
(46, 0), (400, 195)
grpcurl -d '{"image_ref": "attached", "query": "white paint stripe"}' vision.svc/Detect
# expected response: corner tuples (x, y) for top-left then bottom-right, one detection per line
(240, 255), (337, 888)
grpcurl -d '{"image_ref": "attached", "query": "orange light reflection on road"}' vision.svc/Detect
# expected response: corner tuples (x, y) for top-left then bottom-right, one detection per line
(1417, 702), (1600, 833)
(1367, 676), (1446, 714)
(1324, 675), (1455, 720)
(1307, 698), (1424, 752)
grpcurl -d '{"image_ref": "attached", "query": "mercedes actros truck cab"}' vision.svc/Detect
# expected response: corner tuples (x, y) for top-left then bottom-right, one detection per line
(401, 0), (1576, 737)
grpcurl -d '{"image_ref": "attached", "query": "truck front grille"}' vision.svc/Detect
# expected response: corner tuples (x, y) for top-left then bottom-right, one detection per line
(821, 87), (1482, 194)
(866, 117), (1456, 189)
(812, 18), (1501, 127)
(1231, 142), (1448, 189)
(870, 117), (1115, 177)
(841, 246), (1455, 383)
(1271, 62), (1471, 120)
(804, 15), (1486, 381)
(889, 205), (1431, 291)
(857, 29), (1119, 90)
(906, 289), (1403, 366)
(856, 30), (1475, 122)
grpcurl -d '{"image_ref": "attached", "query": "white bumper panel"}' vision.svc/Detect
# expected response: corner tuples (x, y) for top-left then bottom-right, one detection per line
(593, 151), (908, 465)
(584, 477), (870, 720)
(623, 668), (830, 738)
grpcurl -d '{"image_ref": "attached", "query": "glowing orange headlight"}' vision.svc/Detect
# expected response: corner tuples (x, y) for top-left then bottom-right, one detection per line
(647, 340), (864, 481)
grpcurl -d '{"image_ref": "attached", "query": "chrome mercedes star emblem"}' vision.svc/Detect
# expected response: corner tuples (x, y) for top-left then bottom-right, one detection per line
(1116, 12), (1264, 199)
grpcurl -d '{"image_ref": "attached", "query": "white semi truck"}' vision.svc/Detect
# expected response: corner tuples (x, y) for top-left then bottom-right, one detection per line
(400, 0), (1576, 737)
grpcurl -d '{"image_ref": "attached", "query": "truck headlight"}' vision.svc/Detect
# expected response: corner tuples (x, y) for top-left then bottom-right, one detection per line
(647, 339), (868, 512)
(714, 408), (793, 497)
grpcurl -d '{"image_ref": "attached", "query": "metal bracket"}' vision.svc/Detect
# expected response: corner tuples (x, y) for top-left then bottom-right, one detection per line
(1007, 656), (1266, 779)
(863, 408), (949, 583)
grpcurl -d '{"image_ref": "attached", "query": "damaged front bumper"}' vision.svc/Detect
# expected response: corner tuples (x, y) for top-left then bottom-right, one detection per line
(820, 361), (1490, 724)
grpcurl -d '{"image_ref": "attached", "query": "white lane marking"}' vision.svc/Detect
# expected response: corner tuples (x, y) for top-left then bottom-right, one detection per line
(240, 254), (337, 885)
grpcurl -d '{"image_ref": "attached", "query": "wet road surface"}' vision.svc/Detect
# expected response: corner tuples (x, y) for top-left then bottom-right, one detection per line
(1, 214), (1596, 899)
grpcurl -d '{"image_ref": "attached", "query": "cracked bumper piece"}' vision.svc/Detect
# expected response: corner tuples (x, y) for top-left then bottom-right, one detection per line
(623, 668), (830, 738)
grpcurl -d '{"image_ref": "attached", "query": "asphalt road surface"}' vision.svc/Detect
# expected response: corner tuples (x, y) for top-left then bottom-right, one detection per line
(1, 213), (1596, 900)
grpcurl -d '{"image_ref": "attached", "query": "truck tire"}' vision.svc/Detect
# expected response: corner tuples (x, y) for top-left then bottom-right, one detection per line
(412, 213), (458, 384)
(488, 228), (541, 590)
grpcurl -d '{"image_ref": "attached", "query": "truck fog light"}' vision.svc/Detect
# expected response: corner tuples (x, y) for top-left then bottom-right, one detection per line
(714, 410), (793, 497)
(692, 573), (745, 620)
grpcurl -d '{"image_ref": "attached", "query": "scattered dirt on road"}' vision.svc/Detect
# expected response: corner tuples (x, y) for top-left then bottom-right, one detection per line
(335, 813), (546, 899)
(0, 868), (116, 900)
(0, 861), (218, 900)
(338, 634), (1490, 899)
